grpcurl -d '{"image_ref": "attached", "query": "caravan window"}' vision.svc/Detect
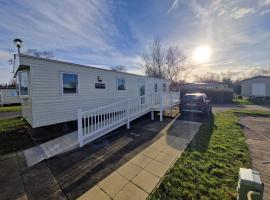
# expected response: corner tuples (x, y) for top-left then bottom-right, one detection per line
(163, 83), (167, 92)
(117, 78), (126, 90)
(154, 83), (158, 92)
(62, 73), (78, 94)
(18, 71), (29, 96)
(10, 91), (17, 97)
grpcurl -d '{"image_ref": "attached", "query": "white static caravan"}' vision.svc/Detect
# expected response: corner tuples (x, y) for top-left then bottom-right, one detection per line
(14, 54), (171, 128)
(0, 87), (20, 106)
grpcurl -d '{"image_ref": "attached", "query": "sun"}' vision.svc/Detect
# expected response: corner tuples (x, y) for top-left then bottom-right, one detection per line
(192, 45), (211, 64)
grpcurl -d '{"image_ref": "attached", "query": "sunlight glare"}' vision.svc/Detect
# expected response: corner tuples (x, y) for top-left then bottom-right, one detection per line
(192, 45), (211, 64)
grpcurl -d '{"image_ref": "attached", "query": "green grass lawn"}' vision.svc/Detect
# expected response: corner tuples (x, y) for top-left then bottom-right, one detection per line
(233, 98), (253, 105)
(0, 117), (27, 132)
(233, 98), (270, 105)
(150, 112), (251, 200)
(0, 106), (21, 112)
(232, 109), (270, 117)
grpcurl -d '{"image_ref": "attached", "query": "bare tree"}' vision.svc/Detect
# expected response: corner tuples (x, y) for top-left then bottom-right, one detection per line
(194, 73), (220, 83)
(24, 49), (54, 58)
(151, 38), (165, 78)
(110, 65), (127, 72)
(142, 53), (159, 77)
(8, 79), (17, 87)
(142, 38), (189, 86)
(142, 38), (166, 78)
(166, 46), (187, 83)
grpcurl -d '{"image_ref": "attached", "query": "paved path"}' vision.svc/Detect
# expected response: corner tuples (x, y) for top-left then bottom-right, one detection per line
(212, 104), (270, 113)
(0, 111), (21, 119)
(78, 117), (201, 200)
(240, 116), (270, 199)
(0, 112), (201, 200)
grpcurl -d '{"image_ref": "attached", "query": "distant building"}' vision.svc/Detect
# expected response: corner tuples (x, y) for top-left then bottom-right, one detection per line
(240, 75), (270, 98)
(180, 82), (233, 92)
(180, 82), (233, 103)
(0, 86), (20, 106)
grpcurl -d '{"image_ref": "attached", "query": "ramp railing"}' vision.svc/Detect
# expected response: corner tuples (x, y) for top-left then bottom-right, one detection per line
(78, 91), (180, 147)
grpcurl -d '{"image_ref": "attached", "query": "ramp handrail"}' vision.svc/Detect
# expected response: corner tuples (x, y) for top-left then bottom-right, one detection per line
(78, 91), (180, 147)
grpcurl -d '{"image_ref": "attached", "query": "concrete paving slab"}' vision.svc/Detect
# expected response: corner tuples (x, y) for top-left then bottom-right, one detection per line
(89, 162), (115, 184)
(114, 182), (148, 200)
(132, 170), (160, 194)
(103, 154), (129, 171)
(131, 154), (152, 168)
(98, 172), (129, 198)
(162, 145), (183, 157)
(141, 146), (161, 159)
(62, 171), (95, 200)
(154, 151), (176, 166)
(133, 121), (168, 133)
(46, 155), (76, 178)
(78, 186), (110, 200)
(53, 162), (86, 189)
(144, 159), (168, 178)
(22, 162), (64, 200)
(116, 161), (143, 180)
(0, 156), (25, 200)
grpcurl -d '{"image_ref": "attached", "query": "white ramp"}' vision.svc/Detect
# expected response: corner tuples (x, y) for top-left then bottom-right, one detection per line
(23, 131), (78, 167)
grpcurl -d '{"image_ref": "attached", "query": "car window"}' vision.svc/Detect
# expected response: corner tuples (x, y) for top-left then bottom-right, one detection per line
(183, 95), (201, 101)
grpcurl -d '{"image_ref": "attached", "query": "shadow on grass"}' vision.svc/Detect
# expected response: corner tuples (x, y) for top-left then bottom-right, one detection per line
(184, 113), (215, 153)
(163, 112), (214, 153)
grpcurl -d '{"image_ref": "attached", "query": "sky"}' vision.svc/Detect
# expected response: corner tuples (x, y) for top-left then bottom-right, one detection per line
(0, 0), (270, 84)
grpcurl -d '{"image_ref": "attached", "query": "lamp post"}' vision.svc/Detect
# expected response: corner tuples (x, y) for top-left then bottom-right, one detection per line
(13, 38), (23, 54)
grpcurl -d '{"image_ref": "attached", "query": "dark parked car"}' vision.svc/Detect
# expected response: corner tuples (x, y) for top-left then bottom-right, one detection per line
(180, 93), (212, 116)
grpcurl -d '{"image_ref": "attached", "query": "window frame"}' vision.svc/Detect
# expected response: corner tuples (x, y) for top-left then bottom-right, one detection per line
(116, 78), (126, 90)
(60, 72), (79, 95)
(18, 70), (30, 97)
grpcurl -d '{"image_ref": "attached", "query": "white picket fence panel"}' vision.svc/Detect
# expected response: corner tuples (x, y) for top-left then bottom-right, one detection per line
(77, 92), (180, 147)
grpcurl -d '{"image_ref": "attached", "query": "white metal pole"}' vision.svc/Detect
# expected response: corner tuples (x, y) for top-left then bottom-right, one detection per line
(77, 109), (83, 147)
(160, 93), (163, 122)
(170, 93), (173, 117)
(126, 100), (130, 129)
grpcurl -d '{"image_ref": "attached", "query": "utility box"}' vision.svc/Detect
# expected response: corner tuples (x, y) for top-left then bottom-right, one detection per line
(237, 168), (264, 200)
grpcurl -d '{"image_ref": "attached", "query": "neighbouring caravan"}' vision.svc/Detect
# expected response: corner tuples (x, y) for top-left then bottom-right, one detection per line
(14, 54), (170, 128)
(240, 75), (270, 98)
(0, 86), (20, 106)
